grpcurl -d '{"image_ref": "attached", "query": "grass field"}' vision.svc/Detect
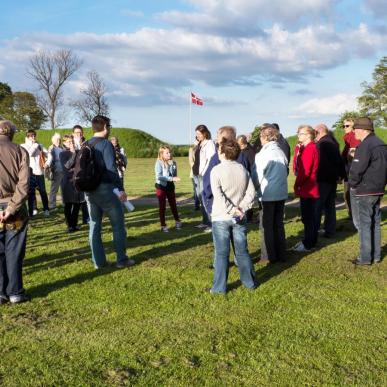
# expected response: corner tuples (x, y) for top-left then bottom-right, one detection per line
(0, 158), (386, 386)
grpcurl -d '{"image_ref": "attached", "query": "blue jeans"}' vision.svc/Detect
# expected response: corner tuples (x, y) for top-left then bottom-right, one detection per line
(211, 220), (256, 293)
(85, 183), (128, 267)
(354, 195), (382, 263)
(193, 175), (211, 226)
(350, 189), (360, 231)
(0, 222), (28, 297)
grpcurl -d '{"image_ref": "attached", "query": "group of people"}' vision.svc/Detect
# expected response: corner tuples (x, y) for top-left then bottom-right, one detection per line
(0, 115), (385, 303)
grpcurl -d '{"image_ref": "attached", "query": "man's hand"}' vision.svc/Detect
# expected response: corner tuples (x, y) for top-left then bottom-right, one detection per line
(172, 177), (181, 182)
(117, 191), (127, 202)
(0, 210), (11, 222)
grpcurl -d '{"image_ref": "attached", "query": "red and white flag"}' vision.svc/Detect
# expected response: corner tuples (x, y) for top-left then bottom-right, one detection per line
(191, 92), (204, 106)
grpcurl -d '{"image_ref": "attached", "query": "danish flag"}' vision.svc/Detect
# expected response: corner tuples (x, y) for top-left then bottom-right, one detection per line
(191, 92), (204, 106)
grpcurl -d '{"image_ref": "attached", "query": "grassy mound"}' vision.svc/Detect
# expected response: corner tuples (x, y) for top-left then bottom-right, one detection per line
(13, 127), (189, 158)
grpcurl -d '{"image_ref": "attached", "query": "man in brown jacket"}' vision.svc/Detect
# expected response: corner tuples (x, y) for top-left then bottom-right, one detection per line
(0, 120), (30, 304)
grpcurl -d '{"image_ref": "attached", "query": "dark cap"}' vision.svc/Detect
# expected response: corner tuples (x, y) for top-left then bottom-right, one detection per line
(353, 117), (374, 131)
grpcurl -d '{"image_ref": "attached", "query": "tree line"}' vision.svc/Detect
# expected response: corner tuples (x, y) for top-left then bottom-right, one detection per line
(0, 50), (385, 131)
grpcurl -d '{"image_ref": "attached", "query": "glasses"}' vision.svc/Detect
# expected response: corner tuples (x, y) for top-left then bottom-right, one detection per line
(297, 132), (308, 136)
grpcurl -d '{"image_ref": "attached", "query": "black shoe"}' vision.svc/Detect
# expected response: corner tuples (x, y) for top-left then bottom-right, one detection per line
(351, 259), (371, 266)
(0, 295), (9, 305)
(9, 294), (30, 304)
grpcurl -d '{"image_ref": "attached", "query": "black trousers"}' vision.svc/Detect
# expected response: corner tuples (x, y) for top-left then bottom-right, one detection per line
(300, 198), (318, 249)
(0, 223), (28, 297)
(28, 174), (49, 215)
(64, 203), (81, 229)
(259, 200), (286, 262)
(316, 182), (337, 237)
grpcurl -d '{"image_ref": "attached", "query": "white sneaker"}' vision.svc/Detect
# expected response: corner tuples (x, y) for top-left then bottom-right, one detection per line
(32, 209), (38, 216)
(195, 223), (208, 229)
(175, 221), (183, 229)
(43, 210), (50, 217)
(161, 226), (169, 233)
(203, 227), (212, 233)
(292, 242), (310, 252)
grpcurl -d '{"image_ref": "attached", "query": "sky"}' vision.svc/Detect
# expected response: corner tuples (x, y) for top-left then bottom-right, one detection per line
(0, 0), (386, 143)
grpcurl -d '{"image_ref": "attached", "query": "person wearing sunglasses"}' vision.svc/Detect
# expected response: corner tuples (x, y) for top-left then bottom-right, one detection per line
(341, 119), (361, 219)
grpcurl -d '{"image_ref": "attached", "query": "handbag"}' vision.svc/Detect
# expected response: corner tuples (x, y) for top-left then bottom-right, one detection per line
(39, 149), (46, 170)
(44, 165), (54, 181)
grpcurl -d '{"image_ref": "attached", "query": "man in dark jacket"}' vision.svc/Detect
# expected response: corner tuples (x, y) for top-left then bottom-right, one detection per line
(315, 124), (346, 238)
(0, 120), (30, 304)
(349, 117), (387, 265)
(272, 123), (291, 164)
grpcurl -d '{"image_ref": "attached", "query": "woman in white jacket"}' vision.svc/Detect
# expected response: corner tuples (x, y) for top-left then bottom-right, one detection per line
(254, 126), (288, 263)
(192, 125), (215, 229)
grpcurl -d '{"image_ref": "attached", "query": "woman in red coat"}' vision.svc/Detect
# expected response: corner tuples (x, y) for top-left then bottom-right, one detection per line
(292, 125), (320, 252)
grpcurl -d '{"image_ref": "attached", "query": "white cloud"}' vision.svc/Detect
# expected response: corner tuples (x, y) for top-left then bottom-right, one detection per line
(158, 0), (338, 35)
(296, 93), (358, 116)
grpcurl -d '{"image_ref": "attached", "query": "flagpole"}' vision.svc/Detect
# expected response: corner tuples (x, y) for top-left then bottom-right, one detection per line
(189, 92), (192, 145)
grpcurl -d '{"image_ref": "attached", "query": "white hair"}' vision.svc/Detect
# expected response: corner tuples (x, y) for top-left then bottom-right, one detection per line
(51, 132), (61, 143)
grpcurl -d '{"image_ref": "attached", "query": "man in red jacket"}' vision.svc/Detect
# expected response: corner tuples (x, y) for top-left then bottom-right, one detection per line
(292, 125), (320, 252)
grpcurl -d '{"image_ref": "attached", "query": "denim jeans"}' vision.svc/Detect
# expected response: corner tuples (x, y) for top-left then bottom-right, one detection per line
(0, 222), (28, 297)
(191, 178), (200, 209)
(85, 183), (128, 267)
(259, 200), (286, 262)
(300, 198), (319, 249)
(316, 182), (337, 237)
(211, 220), (256, 293)
(193, 175), (211, 226)
(28, 174), (49, 215)
(48, 171), (64, 209)
(350, 189), (360, 231)
(355, 195), (382, 263)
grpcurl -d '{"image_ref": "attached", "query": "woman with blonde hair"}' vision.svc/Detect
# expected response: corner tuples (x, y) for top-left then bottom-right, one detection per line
(46, 132), (64, 209)
(155, 145), (182, 232)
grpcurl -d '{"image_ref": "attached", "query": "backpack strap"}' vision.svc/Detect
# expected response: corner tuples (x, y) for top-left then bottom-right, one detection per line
(85, 137), (105, 148)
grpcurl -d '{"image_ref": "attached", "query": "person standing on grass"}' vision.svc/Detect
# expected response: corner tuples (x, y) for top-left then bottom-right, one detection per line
(85, 115), (135, 269)
(0, 120), (30, 304)
(46, 133), (64, 210)
(315, 124), (346, 239)
(155, 145), (182, 232)
(342, 118), (361, 219)
(72, 125), (89, 224)
(110, 136), (127, 188)
(254, 126), (288, 263)
(348, 117), (386, 266)
(60, 135), (84, 233)
(188, 140), (201, 211)
(192, 125), (216, 232)
(21, 129), (50, 217)
(292, 125), (320, 252)
(209, 138), (256, 294)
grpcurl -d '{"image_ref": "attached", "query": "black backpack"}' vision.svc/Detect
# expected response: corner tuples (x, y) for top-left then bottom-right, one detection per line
(73, 138), (104, 192)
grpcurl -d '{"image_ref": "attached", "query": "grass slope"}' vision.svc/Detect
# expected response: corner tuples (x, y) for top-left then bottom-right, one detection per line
(13, 128), (189, 158)
(0, 158), (386, 386)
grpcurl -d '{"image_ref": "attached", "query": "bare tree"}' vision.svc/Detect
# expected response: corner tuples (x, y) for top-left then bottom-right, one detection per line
(27, 49), (82, 129)
(71, 70), (109, 124)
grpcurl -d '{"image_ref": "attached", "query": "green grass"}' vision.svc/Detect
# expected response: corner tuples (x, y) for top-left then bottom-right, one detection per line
(0, 158), (386, 386)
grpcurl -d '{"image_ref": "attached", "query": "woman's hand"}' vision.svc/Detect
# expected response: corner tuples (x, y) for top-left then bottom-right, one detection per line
(172, 177), (181, 182)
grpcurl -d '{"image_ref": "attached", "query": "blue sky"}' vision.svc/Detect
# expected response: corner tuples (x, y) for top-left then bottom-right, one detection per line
(0, 0), (386, 143)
